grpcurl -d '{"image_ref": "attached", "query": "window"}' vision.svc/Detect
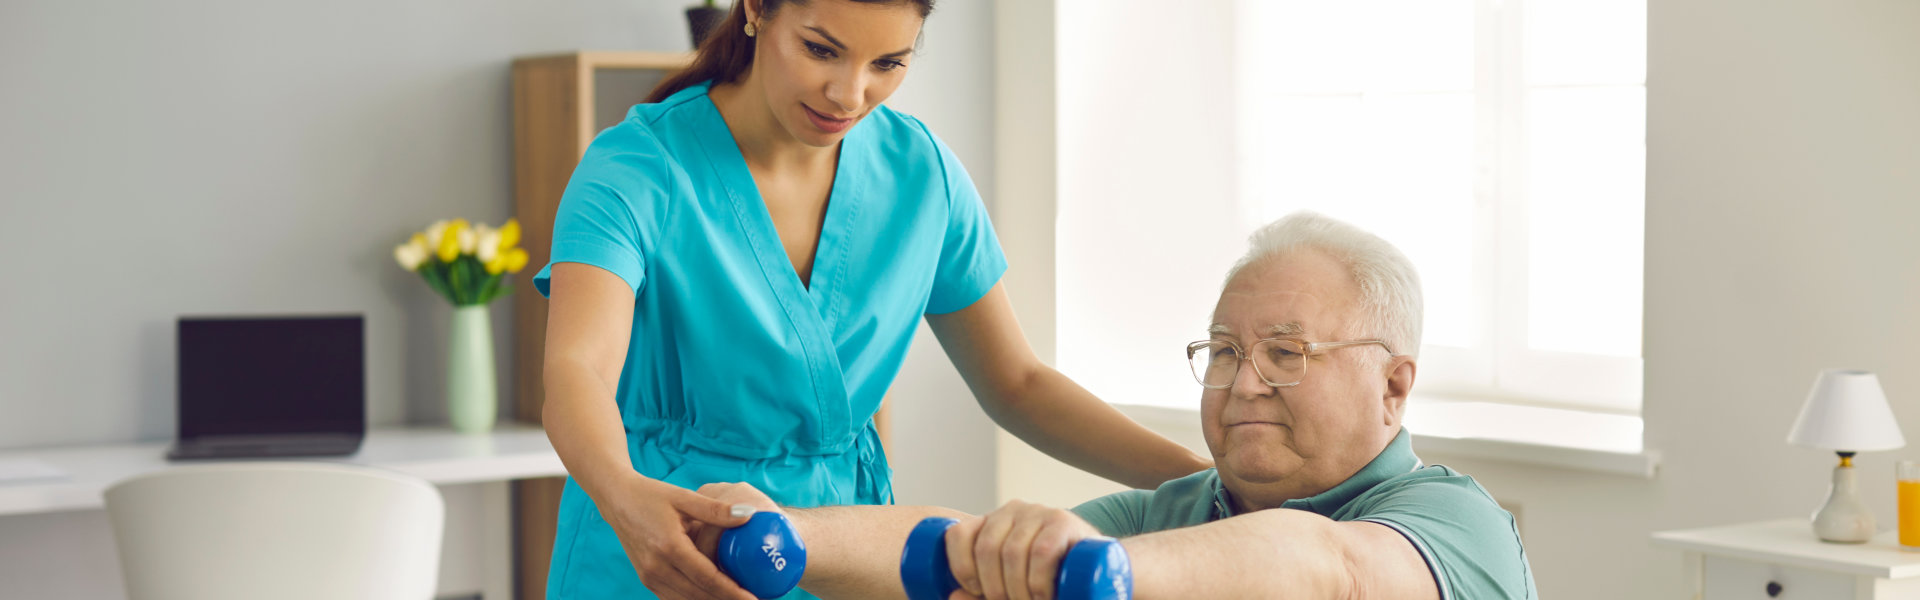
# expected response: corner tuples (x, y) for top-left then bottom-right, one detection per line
(1056, 0), (1646, 414)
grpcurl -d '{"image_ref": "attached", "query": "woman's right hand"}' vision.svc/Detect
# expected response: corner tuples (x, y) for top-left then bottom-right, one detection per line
(597, 474), (760, 600)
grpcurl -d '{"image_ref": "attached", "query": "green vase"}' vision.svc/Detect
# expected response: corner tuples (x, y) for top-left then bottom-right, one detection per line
(447, 304), (497, 434)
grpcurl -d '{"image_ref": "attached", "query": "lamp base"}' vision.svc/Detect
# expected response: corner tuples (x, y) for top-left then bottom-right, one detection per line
(1812, 453), (1876, 544)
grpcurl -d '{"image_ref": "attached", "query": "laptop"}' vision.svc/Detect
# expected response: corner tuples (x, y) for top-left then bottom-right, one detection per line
(167, 315), (366, 460)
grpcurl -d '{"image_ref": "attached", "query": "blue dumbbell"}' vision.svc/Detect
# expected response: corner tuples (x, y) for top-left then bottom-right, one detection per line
(900, 516), (1132, 600)
(717, 511), (808, 599)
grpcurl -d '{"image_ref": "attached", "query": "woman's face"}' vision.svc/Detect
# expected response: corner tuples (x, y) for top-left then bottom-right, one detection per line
(746, 0), (923, 147)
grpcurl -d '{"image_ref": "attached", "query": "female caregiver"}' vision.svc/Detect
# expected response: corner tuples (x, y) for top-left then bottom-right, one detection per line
(533, 0), (1210, 598)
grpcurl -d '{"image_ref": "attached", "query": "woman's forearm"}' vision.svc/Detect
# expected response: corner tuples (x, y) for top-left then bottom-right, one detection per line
(542, 359), (645, 499)
(983, 365), (1211, 490)
(924, 285), (1212, 490)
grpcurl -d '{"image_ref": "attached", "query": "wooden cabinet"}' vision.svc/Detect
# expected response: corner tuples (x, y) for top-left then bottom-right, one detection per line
(1654, 519), (1920, 600)
(507, 50), (691, 600)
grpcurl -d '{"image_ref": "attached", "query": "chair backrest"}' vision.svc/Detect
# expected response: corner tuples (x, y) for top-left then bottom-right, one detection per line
(104, 462), (444, 600)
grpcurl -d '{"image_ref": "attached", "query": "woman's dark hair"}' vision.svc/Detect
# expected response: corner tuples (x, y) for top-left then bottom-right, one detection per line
(646, 0), (934, 103)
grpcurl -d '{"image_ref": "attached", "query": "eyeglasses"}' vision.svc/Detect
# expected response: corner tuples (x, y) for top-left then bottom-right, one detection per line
(1185, 337), (1395, 389)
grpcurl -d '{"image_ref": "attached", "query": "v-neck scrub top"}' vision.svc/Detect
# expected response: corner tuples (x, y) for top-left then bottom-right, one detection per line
(530, 81), (1007, 599)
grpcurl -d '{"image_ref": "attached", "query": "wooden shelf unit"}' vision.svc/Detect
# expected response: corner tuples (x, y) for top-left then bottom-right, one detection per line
(508, 50), (692, 600)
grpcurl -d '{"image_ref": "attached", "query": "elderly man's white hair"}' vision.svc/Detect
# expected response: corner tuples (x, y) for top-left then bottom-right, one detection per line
(1223, 211), (1424, 358)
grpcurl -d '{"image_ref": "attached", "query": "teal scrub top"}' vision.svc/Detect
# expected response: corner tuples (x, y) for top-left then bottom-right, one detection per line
(532, 81), (1007, 599)
(1072, 428), (1538, 600)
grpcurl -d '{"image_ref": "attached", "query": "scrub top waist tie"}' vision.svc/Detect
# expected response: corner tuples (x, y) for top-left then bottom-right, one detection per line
(623, 417), (895, 508)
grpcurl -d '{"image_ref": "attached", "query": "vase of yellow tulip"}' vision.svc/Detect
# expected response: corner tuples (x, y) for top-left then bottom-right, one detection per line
(394, 218), (530, 434)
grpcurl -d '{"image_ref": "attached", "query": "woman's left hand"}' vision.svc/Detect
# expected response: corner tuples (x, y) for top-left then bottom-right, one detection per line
(689, 482), (785, 558)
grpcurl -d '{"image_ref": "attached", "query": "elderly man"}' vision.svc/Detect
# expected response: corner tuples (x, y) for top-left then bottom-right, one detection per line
(694, 212), (1535, 600)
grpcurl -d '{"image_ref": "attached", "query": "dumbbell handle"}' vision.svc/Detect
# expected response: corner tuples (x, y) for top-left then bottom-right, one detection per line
(717, 511), (808, 599)
(901, 517), (1132, 600)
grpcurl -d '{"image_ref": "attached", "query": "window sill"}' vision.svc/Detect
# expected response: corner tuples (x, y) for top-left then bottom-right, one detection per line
(1403, 398), (1660, 478)
(1110, 398), (1660, 479)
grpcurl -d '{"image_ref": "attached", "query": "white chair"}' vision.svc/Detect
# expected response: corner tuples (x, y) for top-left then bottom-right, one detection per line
(104, 462), (445, 600)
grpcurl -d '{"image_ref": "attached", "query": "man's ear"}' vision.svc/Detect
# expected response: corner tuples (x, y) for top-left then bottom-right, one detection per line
(1382, 356), (1416, 427)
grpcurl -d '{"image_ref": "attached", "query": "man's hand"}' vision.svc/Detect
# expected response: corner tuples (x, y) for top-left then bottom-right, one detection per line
(945, 499), (1104, 600)
(689, 481), (784, 560)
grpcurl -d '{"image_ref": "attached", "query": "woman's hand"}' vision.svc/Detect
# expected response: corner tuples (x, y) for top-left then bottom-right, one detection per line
(688, 481), (785, 558)
(596, 474), (760, 600)
(694, 481), (782, 514)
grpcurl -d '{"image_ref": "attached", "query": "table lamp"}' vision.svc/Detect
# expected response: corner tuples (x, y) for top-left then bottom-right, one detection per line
(1786, 369), (1906, 543)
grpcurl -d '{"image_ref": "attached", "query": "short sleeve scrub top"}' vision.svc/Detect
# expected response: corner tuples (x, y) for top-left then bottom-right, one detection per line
(531, 81), (1007, 599)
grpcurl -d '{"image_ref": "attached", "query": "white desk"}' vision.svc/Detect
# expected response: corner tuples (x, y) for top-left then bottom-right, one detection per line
(0, 424), (565, 516)
(1653, 519), (1920, 600)
(0, 425), (565, 600)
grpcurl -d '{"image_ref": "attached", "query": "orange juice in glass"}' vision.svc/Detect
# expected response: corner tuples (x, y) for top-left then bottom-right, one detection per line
(1902, 461), (1920, 550)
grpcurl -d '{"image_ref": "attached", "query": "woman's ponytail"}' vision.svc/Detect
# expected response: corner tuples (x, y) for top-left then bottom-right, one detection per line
(646, 2), (758, 103)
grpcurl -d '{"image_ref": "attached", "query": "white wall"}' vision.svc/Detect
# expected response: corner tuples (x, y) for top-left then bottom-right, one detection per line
(0, 0), (1001, 596)
(1002, 1), (1920, 599)
(1054, 0), (1245, 409)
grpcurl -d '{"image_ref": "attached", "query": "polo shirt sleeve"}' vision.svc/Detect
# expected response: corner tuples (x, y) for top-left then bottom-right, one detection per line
(1348, 474), (1537, 600)
(1071, 490), (1153, 539)
(532, 122), (675, 298)
(917, 119), (1008, 315)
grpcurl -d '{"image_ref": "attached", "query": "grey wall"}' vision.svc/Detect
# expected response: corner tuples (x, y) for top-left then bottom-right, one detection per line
(0, 0), (698, 448)
(0, 0), (1000, 596)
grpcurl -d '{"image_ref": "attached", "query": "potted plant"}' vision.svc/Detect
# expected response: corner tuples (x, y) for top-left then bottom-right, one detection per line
(393, 218), (530, 434)
(687, 0), (728, 49)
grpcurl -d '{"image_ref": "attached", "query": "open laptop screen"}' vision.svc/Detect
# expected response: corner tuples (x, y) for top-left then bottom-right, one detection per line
(176, 315), (365, 438)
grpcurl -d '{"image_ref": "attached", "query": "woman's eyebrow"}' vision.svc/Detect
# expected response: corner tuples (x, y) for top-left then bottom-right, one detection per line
(805, 26), (849, 50)
(804, 25), (913, 58)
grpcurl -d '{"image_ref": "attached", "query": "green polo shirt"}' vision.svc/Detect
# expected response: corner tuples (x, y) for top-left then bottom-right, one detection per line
(1071, 428), (1536, 600)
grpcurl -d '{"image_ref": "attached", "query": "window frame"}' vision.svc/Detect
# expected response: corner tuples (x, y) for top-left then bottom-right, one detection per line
(1231, 0), (1646, 413)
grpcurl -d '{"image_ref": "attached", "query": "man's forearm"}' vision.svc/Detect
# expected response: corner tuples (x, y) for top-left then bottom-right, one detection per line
(789, 504), (1343, 599)
(786, 505), (971, 599)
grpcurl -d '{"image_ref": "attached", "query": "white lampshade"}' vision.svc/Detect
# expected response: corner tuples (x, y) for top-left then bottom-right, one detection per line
(1786, 369), (1906, 452)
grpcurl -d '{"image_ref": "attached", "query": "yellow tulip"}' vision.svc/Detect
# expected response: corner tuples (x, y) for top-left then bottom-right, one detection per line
(497, 218), (521, 251)
(484, 254), (506, 275)
(438, 219), (466, 262)
(503, 247), (529, 273)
